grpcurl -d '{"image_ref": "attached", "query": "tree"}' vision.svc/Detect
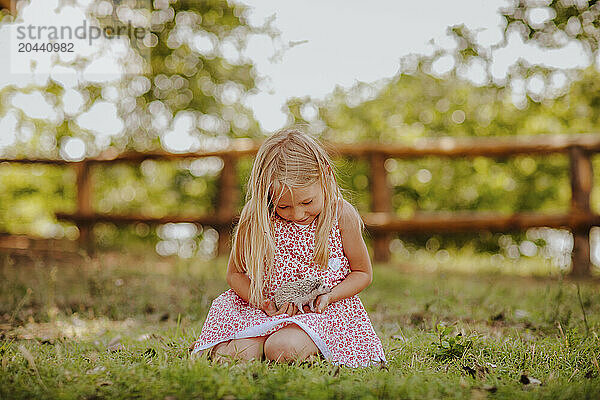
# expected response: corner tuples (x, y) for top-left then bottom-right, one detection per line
(500, 0), (600, 67)
(0, 0), (271, 242)
(0, 0), (266, 160)
(283, 19), (600, 255)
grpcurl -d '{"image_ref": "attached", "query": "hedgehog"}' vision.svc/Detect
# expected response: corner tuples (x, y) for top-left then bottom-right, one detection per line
(273, 277), (331, 314)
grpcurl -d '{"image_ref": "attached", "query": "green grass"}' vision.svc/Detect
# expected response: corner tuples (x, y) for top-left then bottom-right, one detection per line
(1, 251), (599, 399)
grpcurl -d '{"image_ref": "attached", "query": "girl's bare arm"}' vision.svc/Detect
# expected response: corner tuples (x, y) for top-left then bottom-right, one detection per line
(326, 199), (373, 303)
(226, 256), (252, 303)
(226, 245), (280, 315)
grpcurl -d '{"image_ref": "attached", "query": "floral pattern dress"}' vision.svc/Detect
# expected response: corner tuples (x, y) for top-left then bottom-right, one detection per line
(191, 205), (387, 368)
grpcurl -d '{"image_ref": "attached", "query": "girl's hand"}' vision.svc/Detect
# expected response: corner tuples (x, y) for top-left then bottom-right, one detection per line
(276, 302), (297, 316)
(314, 293), (332, 313)
(261, 299), (278, 316)
(272, 302), (312, 317)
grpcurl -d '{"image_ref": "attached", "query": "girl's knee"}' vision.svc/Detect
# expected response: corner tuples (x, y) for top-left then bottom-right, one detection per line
(264, 329), (318, 362)
(264, 338), (293, 362)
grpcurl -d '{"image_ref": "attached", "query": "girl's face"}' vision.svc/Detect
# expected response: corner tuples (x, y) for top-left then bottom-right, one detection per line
(273, 181), (324, 225)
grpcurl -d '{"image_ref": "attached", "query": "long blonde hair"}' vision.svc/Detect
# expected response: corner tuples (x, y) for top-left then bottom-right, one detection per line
(230, 128), (343, 307)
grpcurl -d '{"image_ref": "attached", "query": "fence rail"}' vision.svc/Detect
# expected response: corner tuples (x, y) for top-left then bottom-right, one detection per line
(1, 133), (597, 276)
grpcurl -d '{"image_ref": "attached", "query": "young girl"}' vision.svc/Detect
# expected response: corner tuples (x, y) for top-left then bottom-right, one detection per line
(191, 128), (387, 368)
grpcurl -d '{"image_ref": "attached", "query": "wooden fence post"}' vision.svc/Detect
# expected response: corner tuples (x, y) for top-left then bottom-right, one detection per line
(216, 155), (238, 257)
(569, 146), (593, 277)
(75, 161), (94, 253)
(369, 153), (392, 262)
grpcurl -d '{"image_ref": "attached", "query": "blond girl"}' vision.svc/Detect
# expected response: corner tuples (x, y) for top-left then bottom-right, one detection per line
(191, 128), (386, 367)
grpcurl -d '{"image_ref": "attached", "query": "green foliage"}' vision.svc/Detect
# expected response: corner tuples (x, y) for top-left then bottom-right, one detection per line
(429, 323), (473, 362)
(0, 0), (265, 157)
(384, 155), (570, 217)
(91, 160), (219, 216)
(0, 163), (76, 236)
(0, 0), (272, 243)
(2, 4), (600, 260)
(137, 0), (263, 143)
(283, 22), (600, 254)
(500, 0), (600, 62)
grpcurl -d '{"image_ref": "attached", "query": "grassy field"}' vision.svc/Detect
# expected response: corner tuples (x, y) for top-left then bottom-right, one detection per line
(1, 251), (600, 399)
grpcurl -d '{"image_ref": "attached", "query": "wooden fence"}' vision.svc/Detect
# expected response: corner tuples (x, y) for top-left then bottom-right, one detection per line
(1, 133), (598, 276)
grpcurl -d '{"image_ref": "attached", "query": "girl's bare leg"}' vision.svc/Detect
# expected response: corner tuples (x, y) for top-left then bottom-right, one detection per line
(264, 325), (319, 363)
(211, 336), (268, 363)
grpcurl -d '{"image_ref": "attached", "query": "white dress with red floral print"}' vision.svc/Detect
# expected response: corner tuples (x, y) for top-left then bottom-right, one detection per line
(191, 206), (387, 368)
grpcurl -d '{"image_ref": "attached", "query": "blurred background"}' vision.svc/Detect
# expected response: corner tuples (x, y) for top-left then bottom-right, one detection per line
(0, 0), (599, 277)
